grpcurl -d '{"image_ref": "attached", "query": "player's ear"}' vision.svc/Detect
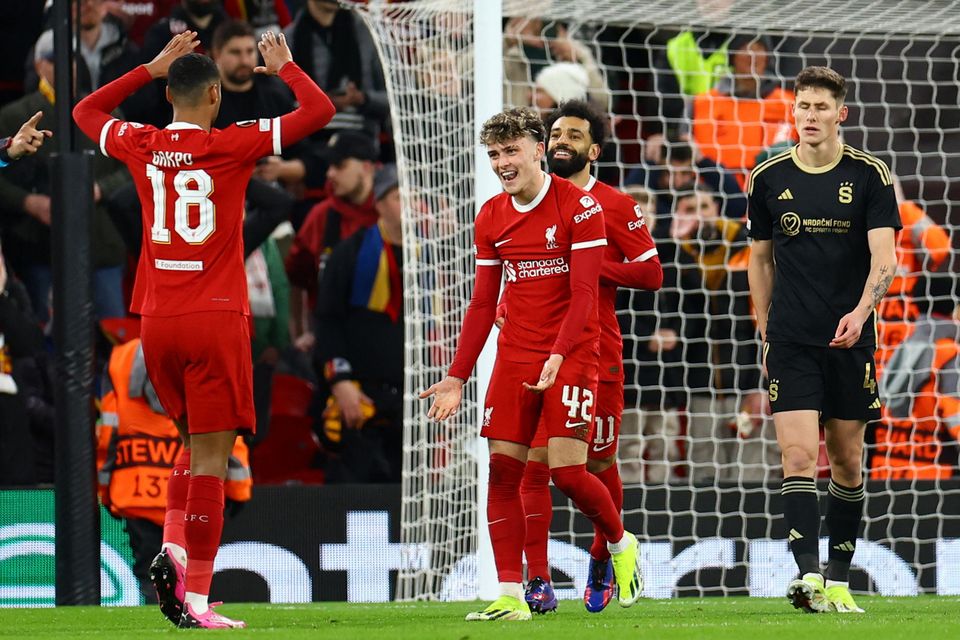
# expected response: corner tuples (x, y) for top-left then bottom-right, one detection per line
(208, 82), (220, 106)
(165, 86), (174, 106)
(838, 103), (848, 124)
(588, 143), (601, 162)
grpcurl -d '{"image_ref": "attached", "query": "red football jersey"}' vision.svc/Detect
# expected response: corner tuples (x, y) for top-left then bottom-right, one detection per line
(475, 173), (607, 362)
(99, 117), (283, 316)
(584, 176), (659, 381)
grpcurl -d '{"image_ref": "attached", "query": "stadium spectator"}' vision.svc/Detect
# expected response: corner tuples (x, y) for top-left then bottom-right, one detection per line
(503, 17), (609, 109)
(0, 245), (42, 485)
(97, 336), (251, 603)
(73, 29), (335, 628)
(625, 141), (746, 223)
(530, 62), (597, 116)
(104, 0), (179, 46)
(211, 20), (314, 190)
(313, 164), (404, 483)
(284, 131), (379, 353)
(284, 0), (389, 145)
(660, 187), (770, 483)
(75, 0), (142, 90)
(617, 184), (683, 484)
(876, 177), (951, 362)
(0, 111), (53, 167)
(0, 30), (129, 323)
(132, 0), (229, 126)
(644, 28), (731, 162)
(690, 34), (796, 189)
(870, 319), (960, 480)
(222, 0), (292, 38)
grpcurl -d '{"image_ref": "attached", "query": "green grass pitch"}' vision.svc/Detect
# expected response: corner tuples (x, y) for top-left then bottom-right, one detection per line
(0, 597), (958, 639)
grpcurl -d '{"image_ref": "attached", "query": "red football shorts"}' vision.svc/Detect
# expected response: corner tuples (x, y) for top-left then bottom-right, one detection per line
(587, 379), (624, 460)
(141, 311), (255, 435)
(482, 354), (599, 446)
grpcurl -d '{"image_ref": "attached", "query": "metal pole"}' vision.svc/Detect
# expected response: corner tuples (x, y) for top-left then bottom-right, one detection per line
(51, 0), (100, 605)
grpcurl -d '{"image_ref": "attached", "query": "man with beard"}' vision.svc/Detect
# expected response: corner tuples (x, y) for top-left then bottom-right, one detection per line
(131, 0), (229, 126)
(211, 20), (307, 187)
(495, 100), (663, 613)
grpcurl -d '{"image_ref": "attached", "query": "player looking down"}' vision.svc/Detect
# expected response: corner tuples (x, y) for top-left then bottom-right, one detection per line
(747, 66), (901, 614)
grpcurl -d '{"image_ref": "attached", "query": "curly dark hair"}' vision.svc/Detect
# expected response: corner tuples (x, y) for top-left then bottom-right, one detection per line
(543, 99), (607, 149)
(479, 107), (546, 146)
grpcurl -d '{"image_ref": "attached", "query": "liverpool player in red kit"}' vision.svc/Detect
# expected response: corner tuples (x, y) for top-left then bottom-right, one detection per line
(421, 107), (643, 621)
(74, 31), (335, 628)
(513, 100), (661, 614)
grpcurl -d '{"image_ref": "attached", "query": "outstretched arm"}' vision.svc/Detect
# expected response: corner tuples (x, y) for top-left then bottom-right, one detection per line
(600, 252), (663, 290)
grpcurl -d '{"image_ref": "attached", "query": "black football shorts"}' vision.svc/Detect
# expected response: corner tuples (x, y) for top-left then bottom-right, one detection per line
(764, 341), (881, 422)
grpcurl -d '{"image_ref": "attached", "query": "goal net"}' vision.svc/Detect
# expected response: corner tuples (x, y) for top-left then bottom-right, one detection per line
(348, 0), (960, 600)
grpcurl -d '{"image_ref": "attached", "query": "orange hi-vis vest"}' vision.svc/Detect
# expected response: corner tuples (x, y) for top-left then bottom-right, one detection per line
(692, 85), (797, 188)
(872, 320), (960, 480)
(97, 339), (251, 526)
(878, 200), (950, 326)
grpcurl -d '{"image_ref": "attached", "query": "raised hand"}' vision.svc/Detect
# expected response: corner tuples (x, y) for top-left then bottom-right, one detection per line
(8, 111), (52, 160)
(255, 31), (293, 76)
(145, 31), (199, 79)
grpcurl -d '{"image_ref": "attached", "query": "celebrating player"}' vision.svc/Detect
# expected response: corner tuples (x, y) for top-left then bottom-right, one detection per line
(747, 66), (900, 614)
(421, 107), (643, 621)
(74, 31), (335, 628)
(506, 100), (661, 614)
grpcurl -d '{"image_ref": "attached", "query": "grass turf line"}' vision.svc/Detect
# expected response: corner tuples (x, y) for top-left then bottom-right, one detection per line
(0, 596), (957, 639)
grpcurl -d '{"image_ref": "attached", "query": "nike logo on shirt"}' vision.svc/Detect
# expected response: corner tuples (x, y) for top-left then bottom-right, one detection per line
(494, 238), (512, 247)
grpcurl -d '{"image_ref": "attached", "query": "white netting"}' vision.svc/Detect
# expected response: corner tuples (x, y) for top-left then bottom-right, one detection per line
(349, 0), (960, 600)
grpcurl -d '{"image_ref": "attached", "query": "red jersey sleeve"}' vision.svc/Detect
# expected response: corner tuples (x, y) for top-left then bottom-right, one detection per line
(601, 198), (663, 290)
(448, 205), (502, 380)
(218, 118), (286, 164)
(472, 203), (500, 266)
(567, 189), (607, 252)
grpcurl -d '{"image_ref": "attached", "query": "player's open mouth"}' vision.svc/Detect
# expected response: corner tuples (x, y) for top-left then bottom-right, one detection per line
(500, 170), (518, 182)
(552, 148), (574, 159)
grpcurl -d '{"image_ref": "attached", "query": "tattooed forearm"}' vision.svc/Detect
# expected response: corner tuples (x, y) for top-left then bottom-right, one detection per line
(870, 264), (894, 307)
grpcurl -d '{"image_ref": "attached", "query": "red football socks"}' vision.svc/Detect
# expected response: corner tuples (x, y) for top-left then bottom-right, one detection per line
(551, 464), (624, 543)
(184, 474), (225, 596)
(487, 454), (527, 584)
(162, 447), (191, 549)
(589, 464), (624, 561)
(520, 460), (553, 581)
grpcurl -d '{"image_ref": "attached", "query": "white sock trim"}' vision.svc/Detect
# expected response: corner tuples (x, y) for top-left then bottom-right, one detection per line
(825, 579), (848, 588)
(606, 531), (632, 554)
(499, 582), (524, 602)
(161, 543), (187, 567)
(185, 592), (209, 615)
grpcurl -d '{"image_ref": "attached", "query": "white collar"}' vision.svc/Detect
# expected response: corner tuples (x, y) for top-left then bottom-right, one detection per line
(165, 122), (205, 131)
(583, 175), (597, 192)
(511, 172), (552, 213)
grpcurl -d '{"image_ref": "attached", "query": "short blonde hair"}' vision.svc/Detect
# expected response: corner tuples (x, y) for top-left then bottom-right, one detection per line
(479, 107), (545, 146)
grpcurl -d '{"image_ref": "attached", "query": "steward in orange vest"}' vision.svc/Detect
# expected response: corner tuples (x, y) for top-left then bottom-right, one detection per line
(871, 320), (960, 480)
(97, 338), (251, 524)
(691, 35), (797, 190)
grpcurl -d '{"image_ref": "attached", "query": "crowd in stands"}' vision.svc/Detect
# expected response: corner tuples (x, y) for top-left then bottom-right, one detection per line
(0, 1), (957, 493)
